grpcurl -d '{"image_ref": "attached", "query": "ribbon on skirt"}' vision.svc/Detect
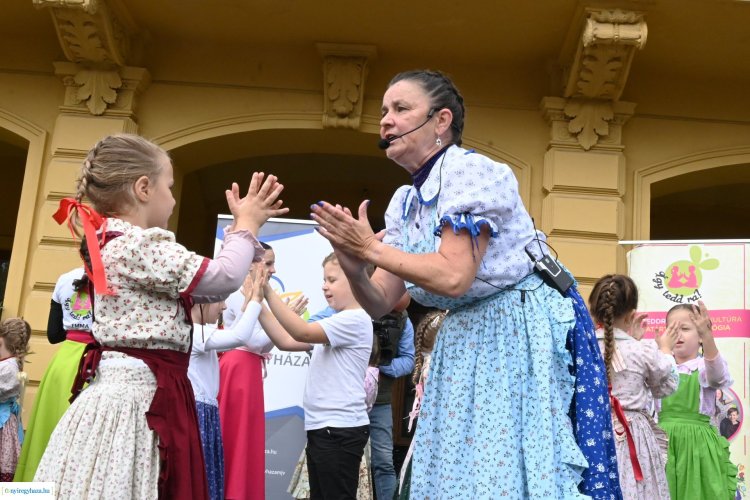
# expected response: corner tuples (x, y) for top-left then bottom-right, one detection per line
(609, 385), (644, 481)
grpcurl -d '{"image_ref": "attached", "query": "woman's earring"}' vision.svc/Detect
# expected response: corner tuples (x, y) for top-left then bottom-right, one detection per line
(436, 137), (442, 147)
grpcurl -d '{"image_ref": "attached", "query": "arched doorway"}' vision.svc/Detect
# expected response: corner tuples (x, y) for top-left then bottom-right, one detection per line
(0, 110), (47, 320)
(650, 163), (750, 239)
(0, 131), (28, 311)
(633, 147), (750, 240)
(166, 128), (409, 256)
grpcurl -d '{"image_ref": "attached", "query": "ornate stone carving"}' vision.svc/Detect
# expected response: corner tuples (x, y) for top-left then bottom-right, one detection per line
(35, 0), (133, 66)
(33, 0), (99, 14)
(73, 69), (121, 115)
(36, 0), (145, 116)
(565, 9), (647, 101)
(545, 8), (646, 149)
(316, 43), (377, 129)
(541, 96), (635, 151)
(564, 99), (613, 151)
(55, 62), (150, 117)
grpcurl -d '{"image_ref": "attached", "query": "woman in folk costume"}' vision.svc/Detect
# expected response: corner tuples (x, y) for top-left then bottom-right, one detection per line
(311, 69), (621, 499)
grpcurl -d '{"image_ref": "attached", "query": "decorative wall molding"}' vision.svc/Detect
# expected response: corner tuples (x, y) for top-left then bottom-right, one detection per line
(540, 96), (635, 151)
(34, 0), (134, 67)
(316, 43), (377, 130)
(565, 8), (647, 101)
(54, 62), (150, 117)
(542, 8), (646, 150)
(35, 0), (147, 116)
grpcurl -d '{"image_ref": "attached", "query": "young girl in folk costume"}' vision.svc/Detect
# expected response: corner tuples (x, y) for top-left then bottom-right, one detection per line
(260, 253), (372, 500)
(397, 309), (446, 500)
(658, 301), (737, 499)
(188, 266), (268, 500)
(0, 318), (31, 481)
(34, 133), (287, 499)
(589, 274), (679, 500)
(14, 267), (94, 482)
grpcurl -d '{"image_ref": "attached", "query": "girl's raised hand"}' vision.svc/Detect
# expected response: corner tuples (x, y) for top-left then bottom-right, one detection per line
(690, 300), (713, 339)
(250, 266), (268, 303)
(226, 172), (289, 235)
(655, 320), (680, 354)
(628, 312), (649, 340)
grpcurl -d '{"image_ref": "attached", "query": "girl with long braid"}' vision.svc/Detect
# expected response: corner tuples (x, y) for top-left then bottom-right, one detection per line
(34, 134), (287, 499)
(589, 274), (679, 500)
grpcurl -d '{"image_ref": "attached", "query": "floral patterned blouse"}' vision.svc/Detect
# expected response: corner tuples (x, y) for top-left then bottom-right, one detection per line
(94, 218), (262, 353)
(383, 144), (540, 306)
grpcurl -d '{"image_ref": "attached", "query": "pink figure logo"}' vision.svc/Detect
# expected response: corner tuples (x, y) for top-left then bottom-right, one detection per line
(663, 246), (719, 296)
(70, 290), (92, 319)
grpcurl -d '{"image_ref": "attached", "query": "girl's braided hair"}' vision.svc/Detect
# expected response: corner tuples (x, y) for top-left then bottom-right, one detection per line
(71, 134), (168, 235)
(588, 274), (638, 382)
(0, 318), (32, 370)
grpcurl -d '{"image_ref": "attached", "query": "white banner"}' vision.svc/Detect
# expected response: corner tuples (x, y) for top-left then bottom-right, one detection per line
(628, 242), (750, 498)
(216, 216), (332, 499)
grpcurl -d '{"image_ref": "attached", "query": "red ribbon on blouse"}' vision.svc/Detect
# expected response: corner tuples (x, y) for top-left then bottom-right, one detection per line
(609, 385), (644, 482)
(52, 198), (112, 295)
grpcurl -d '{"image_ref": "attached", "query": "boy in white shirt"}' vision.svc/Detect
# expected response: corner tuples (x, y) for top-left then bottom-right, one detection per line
(259, 253), (373, 500)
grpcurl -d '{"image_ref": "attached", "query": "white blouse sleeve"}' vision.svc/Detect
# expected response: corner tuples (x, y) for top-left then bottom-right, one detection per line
(203, 301), (262, 352)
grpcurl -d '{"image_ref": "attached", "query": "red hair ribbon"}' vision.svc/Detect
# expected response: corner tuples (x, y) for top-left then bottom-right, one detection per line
(52, 198), (112, 295)
(609, 386), (644, 481)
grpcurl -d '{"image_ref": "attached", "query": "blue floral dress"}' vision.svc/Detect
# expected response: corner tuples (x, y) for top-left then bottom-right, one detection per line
(383, 145), (615, 499)
(566, 288), (623, 500)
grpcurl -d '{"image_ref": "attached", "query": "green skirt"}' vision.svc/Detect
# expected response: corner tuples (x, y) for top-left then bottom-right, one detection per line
(13, 339), (86, 482)
(660, 413), (737, 500)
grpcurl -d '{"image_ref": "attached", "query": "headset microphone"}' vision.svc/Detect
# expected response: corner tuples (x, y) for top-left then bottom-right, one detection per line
(378, 109), (436, 150)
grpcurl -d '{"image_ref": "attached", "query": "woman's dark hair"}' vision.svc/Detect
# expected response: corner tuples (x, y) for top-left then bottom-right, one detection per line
(260, 241), (273, 250)
(589, 274), (639, 382)
(389, 70), (465, 146)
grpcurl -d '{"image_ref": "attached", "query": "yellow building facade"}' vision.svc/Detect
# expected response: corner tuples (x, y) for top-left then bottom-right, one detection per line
(1, 0), (749, 416)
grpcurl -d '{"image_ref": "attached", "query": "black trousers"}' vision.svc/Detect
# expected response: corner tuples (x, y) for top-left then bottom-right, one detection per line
(306, 425), (370, 500)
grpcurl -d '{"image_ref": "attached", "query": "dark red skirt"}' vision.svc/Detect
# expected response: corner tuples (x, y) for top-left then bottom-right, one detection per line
(73, 345), (209, 500)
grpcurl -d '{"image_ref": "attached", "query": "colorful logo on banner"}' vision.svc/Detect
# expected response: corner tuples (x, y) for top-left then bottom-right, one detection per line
(651, 245), (720, 304)
(270, 275), (311, 321)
